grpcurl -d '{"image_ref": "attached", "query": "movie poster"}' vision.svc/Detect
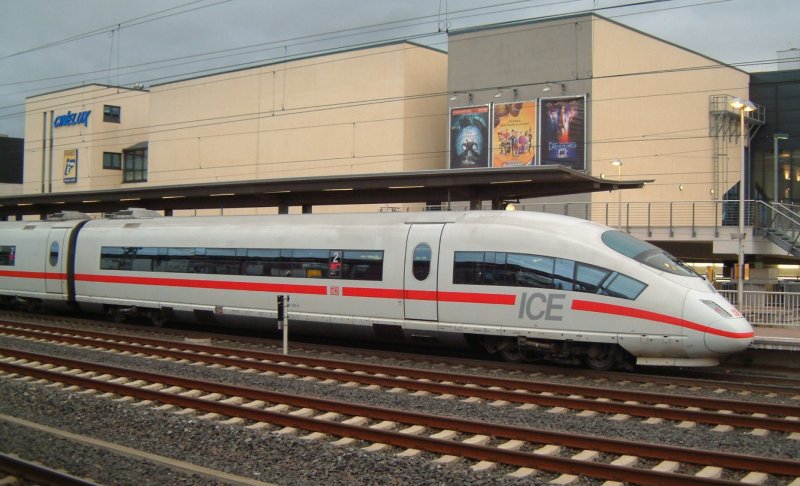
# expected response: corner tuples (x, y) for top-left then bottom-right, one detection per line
(449, 105), (490, 169)
(492, 101), (536, 167)
(63, 149), (78, 183)
(539, 97), (585, 170)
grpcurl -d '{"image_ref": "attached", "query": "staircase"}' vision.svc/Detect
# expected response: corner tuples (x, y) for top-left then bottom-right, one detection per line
(755, 201), (800, 257)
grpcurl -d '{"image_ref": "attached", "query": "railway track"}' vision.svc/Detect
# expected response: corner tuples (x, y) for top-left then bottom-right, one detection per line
(2, 348), (799, 485)
(2, 321), (799, 434)
(2, 315), (800, 484)
(0, 452), (99, 486)
(3, 310), (798, 395)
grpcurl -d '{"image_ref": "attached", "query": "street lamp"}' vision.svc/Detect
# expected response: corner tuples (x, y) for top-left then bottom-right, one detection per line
(774, 133), (789, 203)
(611, 159), (622, 229)
(729, 97), (756, 309)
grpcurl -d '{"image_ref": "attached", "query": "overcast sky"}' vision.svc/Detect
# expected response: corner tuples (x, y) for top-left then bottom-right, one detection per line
(0, 0), (797, 138)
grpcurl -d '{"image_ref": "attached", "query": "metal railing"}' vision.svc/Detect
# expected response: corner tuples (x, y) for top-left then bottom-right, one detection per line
(719, 290), (800, 328)
(755, 201), (800, 255)
(518, 199), (754, 236)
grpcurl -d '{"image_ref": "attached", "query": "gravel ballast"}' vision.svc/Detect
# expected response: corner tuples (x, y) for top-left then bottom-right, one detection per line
(1, 333), (798, 485)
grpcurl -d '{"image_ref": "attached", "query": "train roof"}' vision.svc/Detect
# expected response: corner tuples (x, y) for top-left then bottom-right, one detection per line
(77, 210), (605, 235)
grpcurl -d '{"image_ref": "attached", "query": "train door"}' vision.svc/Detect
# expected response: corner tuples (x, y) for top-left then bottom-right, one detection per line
(403, 224), (444, 321)
(45, 227), (69, 295)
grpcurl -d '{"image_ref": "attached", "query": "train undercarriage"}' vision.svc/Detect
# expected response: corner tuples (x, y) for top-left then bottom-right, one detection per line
(476, 335), (634, 371)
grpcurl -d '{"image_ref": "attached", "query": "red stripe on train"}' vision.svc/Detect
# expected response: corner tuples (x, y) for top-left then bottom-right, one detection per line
(75, 273), (328, 295)
(0, 270), (65, 280)
(6, 271), (511, 306)
(571, 299), (754, 339)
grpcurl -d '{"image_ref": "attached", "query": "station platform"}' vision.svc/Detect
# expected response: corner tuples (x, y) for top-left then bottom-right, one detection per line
(727, 326), (800, 371)
(752, 326), (800, 352)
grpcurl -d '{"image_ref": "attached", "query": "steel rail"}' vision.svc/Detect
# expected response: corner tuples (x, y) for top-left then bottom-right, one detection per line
(2, 325), (800, 432)
(2, 350), (798, 483)
(5, 318), (800, 394)
(0, 452), (99, 486)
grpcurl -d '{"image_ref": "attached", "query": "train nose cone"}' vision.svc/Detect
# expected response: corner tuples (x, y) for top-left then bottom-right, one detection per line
(703, 318), (754, 354)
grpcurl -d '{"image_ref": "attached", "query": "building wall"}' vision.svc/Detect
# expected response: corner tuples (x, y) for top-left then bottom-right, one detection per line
(590, 18), (750, 216)
(447, 16), (595, 209)
(147, 42), (447, 188)
(20, 43), (447, 210)
(447, 15), (750, 226)
(448, 16), (593, 101)
(23, 85), (150, 194)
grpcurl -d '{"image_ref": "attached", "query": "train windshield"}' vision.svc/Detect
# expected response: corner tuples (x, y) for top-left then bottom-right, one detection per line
(601, 230), (698, 278)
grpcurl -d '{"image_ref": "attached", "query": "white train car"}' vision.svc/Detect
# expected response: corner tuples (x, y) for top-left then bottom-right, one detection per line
(0, 209), (754, 369)
(0, 215), (88, 306)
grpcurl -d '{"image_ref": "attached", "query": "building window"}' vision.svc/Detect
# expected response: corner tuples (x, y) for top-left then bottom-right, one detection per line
(103, 152), (122, 170)
(103, 105), (121, 123)
(123, 147), (147, 183)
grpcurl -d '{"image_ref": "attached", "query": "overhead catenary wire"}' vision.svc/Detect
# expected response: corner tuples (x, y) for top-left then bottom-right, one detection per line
(0, 0), (234, 61)
(0, 0), (735, 112)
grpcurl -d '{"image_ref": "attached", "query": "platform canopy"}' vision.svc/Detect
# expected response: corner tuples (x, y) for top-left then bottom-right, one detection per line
(0, 165), (649, 219)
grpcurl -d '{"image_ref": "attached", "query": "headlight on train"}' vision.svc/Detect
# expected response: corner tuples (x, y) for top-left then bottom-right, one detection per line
(698, 299), (752, 354)
(701, 300), (733, 318)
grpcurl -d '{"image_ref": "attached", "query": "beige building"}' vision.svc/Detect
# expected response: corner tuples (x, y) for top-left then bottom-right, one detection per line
(18, 15), (788, 273)
(446, 15), (785, 279)
(448, 15), (750, 215)
(23, 85), (151, 194)
(22, 42), (448, 215)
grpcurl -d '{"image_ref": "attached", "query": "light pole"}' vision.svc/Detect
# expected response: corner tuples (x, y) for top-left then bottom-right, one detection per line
(774, 133), (789, 203)
(730, 97), (756, 309)
(611, 159), (622, 229)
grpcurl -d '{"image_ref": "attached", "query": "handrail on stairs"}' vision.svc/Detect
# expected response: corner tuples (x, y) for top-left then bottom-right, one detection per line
(755, 201), (800, 254)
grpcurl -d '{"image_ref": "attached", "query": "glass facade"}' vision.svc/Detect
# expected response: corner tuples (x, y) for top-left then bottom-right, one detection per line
(750, 70), (800, 203)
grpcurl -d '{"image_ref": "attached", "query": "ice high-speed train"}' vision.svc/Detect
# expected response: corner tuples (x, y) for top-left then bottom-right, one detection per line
(0, 209), (753, 369)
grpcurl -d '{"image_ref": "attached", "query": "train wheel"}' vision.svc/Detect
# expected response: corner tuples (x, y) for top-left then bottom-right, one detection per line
(498, 340), (523, 362)
(106, 306), (125, 323)
(147, 310), (166, 328)
(584, 344), (618, 371)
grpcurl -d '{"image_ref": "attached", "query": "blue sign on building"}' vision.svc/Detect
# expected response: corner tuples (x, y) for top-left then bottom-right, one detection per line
(53, 110), (91, 128)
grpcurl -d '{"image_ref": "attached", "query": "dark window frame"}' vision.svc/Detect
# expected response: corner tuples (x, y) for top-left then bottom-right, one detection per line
(103, 152), (122, 170)
(123, 148), (147, 183)
(103, 105), (121, 123)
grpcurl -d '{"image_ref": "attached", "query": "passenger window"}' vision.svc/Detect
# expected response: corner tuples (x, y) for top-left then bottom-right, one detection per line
(507, 253), (554, 288)
(554, 258), (574, 291)
(575, 263), (611, 294)
(0, 246), (15, 266)
(342, 250), (383, 281)
(412, 243), (432, 281)
(453, 251), (484, 284)
(49, 241), (59, 267)
(602, 273), (647, 300)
